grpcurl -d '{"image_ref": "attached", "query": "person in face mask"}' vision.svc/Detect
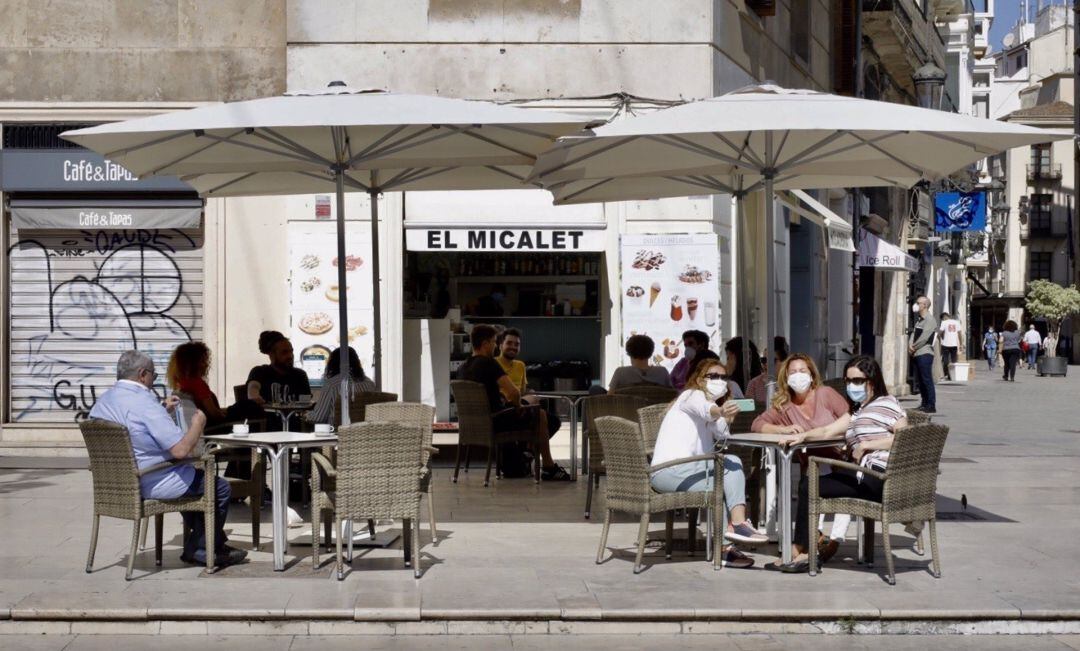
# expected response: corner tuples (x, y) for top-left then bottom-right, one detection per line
(751, 354), (852, 563)
(907, 295), (937, 414)
(670, 329), (710, 391)
(770, 355), (909, 573)
(650, 357), (768, 568)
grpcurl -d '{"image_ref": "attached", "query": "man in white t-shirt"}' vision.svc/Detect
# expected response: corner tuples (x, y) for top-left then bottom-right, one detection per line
(938, 312), (963, 381)
(1023, 324), (1043, 370)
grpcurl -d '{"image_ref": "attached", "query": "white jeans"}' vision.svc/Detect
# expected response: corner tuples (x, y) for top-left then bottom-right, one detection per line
(818, 466), (851, 541)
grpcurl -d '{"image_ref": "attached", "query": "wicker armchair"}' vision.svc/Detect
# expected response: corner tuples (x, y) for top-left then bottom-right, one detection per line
(611, 384), (678, 405)
(593, 416), (723, 573)
(310, 422), (427, 580)
(808, 422), (949, 584)
(637, 403), (669, 454)
(346, 391), (399, 425)
(172, 391), (265, 549)
(727, 407), (766, 526)
(822, 377), (847, 394)
(904, 409), (932, 426)
(581, 394), (648, 519)
(79, 419), (217, 579)
(449, 380), (542, 485)
(366, 402), (439, 542)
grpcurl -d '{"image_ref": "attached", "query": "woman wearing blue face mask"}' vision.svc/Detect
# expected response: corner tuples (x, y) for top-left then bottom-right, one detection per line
(771, 355), (908, 573)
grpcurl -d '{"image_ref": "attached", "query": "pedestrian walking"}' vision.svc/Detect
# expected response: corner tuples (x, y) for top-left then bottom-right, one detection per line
(1023, 324), (1042, 371)
(1000, 320), (1022, 382)
(938, 312), (962, 380)
(982, 326), (997, 371)
(908, 296), (938, 414)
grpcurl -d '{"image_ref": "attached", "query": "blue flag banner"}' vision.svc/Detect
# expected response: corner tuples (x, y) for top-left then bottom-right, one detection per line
(934, 191), (987, 232)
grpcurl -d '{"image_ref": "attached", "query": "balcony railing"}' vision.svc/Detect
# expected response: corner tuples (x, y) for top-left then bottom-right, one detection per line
(1027, 163), (1063, 181)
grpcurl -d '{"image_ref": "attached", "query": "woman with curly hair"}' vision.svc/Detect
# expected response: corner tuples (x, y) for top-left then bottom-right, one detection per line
(167, 341), (263, 428)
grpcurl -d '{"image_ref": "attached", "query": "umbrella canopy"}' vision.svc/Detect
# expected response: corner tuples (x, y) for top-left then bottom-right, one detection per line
(62, 84), (596, 424)
(533, 84), (1072, 204)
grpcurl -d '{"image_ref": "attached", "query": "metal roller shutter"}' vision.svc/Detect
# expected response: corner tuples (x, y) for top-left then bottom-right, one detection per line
(7, 226), (203, 423)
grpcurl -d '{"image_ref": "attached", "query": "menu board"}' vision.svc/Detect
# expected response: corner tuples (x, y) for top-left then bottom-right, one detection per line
(288, 221), (375, 384)
(620, 233), (721, 369)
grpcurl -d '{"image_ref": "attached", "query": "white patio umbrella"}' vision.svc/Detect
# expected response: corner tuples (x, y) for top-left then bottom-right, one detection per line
(63, 83), (597, 424)
(533, 83), (1071, 374)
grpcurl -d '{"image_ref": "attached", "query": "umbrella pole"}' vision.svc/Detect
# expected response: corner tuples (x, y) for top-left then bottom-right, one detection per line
(369, 175), (383, 390)
(735, 184), (753, 394)
(335, 170), (351, 426)
(763, 133), (776, 386)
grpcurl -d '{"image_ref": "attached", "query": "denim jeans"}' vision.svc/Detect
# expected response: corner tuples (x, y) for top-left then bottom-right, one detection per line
(913, 353), (936, 410)
(180, 469), (232, 559)
(1027, 345), (1039, 368)
(940, 346), (957, 378)
(985, 346), (996, 370)
(650, 454), (746, 513)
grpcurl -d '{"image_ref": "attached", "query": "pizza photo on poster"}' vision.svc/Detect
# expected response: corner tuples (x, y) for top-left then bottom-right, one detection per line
(620, 233), (721, 371)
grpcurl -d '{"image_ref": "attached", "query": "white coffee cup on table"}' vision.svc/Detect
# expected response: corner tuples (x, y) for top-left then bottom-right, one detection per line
(314, 423), (335, 436)
(232, 423), (249, 437)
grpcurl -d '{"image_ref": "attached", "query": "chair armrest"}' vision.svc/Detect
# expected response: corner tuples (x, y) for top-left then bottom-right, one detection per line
(650, 453), (719, 473)
(423, 445), (439, 456)
(808, 456), (887, 481)
(137, 456), (201, 477)
(311, 451), (337, 480)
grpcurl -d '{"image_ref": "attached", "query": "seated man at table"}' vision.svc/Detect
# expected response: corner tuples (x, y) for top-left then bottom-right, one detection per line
(90, 350), (247, 567)
(459, 324), (572, 481)
(246, 330), (311, 426)
(495, 327), (561, 438)
(608, 334), (672, 391)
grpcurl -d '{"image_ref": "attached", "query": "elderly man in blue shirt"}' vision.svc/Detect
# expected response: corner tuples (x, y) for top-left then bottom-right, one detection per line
(90, 350), (246, 567)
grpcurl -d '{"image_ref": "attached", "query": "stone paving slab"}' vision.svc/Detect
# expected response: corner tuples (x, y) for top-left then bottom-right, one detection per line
(1, 372), (1079, 629)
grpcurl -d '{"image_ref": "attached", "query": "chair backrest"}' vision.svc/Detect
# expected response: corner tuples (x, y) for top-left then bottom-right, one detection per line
(233, 384), (247, 403)
(822, 377), (846, 395)
(730, 407), (764, 434)
(366, 402), (436, 463)
(882, 423), (949, 520)
(637, 403), (670, 452)
(582, 394), (648, 471)
(611, 384), (679, 405)
(904, 409), (932, 426)
(594, 416), (653, 513)
(334, 421), (425, 519)
(449, 380), (493, 445)
(346, 390), (398, 424)
(78, 419), (142, 519)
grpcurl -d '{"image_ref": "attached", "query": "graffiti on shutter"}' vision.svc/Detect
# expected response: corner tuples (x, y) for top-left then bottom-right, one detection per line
(8, 228), (203, 423)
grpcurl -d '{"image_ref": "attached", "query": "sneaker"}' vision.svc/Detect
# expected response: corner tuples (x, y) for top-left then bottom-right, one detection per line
(181, 546), (248, 567)
(725, 522), (769, 544)
(542, 464), (573, 481)
(722, 547), (754, 568)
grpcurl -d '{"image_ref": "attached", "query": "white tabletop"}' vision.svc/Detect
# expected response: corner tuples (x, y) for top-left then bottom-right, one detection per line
(206, 431), (337, 447)
(726, 432), (844, 450)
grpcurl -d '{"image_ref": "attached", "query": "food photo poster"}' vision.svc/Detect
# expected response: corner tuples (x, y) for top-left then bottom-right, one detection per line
(619, 233), (721, 370)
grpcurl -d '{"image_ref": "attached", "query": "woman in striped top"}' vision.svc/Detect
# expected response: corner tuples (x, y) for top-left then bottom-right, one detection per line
(771, 355), (908, 573)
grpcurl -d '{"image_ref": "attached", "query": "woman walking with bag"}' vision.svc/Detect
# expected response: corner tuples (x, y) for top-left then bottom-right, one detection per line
(1000, 320), (1022, 382)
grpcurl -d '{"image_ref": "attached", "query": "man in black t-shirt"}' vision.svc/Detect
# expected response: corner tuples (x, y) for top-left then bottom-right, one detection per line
(457, 324), (571, 481)
(246, 333), (311, 428)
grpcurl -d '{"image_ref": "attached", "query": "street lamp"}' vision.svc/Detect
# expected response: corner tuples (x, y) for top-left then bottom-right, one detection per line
(913, 62), (947, 111)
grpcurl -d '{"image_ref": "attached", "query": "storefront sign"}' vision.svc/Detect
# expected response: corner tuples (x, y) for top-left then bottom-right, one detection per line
(406, 227), (606, 252)
(0, 150), (192, 192)
(934, 191), (986, 232)
(9, 201), (202, 230)
(620, 233), (721, 368)
(857, 229), (919, 272)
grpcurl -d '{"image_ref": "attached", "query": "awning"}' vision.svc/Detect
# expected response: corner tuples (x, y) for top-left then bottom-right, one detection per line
(9, 199), (202, 230)
(775, 189), (855, 252)
(857, 228), (919, 272)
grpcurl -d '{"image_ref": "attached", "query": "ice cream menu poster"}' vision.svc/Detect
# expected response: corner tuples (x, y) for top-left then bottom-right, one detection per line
(288, 222), (375, 385)
(620, 233), (721, 370)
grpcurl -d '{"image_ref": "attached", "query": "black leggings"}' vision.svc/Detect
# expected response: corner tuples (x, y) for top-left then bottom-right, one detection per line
(794, 471), (884, 549)
(1002, 349), (1021, 381)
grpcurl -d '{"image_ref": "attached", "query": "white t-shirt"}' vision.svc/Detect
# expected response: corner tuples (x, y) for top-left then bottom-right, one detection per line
(1023, 329), (1043, 346)
(939, 319), (962, 347)
(650, 389), (730, 469)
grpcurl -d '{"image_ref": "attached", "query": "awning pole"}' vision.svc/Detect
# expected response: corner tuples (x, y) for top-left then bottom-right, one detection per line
(335, 167), (351, 426)
(370, 171), (383, 389)
(764, 132), (777, 383)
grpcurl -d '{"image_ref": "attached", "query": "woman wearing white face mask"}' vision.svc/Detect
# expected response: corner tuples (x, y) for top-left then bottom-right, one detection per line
(651, 358), (768, 567)
(752, 354), (852, 561)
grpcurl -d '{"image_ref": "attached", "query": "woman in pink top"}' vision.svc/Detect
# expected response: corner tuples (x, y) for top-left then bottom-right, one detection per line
(751, 353), (852, 561)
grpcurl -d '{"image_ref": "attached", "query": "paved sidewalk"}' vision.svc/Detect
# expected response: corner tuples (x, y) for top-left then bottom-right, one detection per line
(1, 366), (1078, 631)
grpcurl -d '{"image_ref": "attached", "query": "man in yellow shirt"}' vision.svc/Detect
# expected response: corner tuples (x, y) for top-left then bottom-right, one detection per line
(496, 328), (561, 437)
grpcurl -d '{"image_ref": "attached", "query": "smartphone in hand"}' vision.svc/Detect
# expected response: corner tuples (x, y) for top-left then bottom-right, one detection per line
(732, 398), (756, 412)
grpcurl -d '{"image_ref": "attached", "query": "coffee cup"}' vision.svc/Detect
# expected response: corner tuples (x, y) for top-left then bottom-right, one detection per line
(232, 423), (250, 437)
(314, 423), (335, 436)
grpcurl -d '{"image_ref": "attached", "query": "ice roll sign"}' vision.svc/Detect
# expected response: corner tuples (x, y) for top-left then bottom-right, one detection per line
(619, 233), (721, 370)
